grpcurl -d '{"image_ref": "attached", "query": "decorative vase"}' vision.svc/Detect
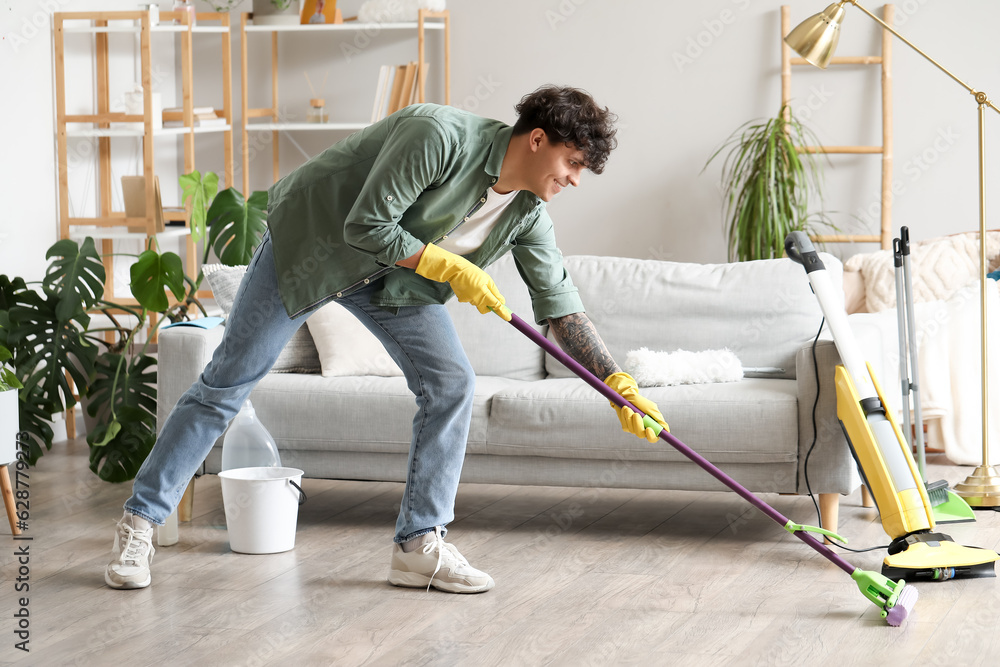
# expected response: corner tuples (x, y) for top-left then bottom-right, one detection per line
(171, 0), (196, 26)
(0, 388), (18, 465)
(253, 0), (303, 25)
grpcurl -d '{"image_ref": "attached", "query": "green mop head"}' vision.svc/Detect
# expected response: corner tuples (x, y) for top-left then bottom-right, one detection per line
(851, 569), (918, 626)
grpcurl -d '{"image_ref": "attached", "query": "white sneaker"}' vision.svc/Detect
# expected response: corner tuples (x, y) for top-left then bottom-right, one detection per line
(105, 514), (155, 589)
(388, 527), (495, 593)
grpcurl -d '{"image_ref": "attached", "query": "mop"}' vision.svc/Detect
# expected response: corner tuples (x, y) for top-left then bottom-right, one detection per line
(785, 231), (996, 581)
(487, 308), (918, 626)
(893, 227), (975, 524)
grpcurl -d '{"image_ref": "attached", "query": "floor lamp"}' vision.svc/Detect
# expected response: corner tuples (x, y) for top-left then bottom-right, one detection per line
(785, 1), (1000, 507)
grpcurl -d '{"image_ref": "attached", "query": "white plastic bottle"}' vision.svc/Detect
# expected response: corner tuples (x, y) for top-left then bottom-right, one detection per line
(221, 400), (281, 471)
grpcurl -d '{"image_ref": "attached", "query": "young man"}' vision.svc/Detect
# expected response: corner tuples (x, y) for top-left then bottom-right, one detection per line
(106, 85), (668, 593)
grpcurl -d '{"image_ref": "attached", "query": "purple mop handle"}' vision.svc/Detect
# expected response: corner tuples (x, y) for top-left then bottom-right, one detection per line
(504, 311), (857, 576)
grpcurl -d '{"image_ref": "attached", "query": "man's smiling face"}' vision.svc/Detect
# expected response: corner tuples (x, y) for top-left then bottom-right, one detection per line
(525, 132), (587, 202)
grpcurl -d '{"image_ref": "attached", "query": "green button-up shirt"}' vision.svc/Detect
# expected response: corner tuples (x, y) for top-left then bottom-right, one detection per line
(267, 104), (584, 325)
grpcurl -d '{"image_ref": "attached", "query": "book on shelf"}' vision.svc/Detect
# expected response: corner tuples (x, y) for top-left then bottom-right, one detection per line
(384, 64), (409, 118)
(162, 316), (225, 330)
(161, 108), (222, 124)
(371, 61), (430, 122)
(371, 65), (392, 123)
(163, 207), (188, 227)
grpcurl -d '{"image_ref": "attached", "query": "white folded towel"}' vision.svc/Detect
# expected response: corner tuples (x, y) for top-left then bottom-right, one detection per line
(624, 347), (744, 387)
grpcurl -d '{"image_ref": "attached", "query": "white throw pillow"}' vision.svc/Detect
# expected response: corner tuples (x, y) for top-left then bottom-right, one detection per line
(306, 301), (404, 377)
(844, 232), (1000, 312)
(202, 264), (322, 374)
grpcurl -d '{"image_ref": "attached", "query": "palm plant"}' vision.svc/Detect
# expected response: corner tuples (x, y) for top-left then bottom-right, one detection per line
(705, 104), (833, 262)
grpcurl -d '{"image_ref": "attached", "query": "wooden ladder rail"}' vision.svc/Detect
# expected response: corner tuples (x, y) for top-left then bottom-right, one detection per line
(781, 4), (895, 250)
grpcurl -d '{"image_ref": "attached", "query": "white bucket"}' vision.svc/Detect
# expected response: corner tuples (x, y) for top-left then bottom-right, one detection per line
(218, 467), (305, 554)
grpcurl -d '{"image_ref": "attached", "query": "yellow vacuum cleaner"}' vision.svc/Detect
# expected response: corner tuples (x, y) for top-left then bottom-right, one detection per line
(786, 232), (998, 581)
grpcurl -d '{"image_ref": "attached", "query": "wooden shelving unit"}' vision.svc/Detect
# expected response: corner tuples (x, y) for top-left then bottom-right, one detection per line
(238, 9), (450, 193)
(54, 9), (236, 439)
(53, 9), (235, 301)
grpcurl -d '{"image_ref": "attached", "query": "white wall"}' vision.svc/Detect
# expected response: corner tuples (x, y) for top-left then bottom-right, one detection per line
(3, 0), (999, 284)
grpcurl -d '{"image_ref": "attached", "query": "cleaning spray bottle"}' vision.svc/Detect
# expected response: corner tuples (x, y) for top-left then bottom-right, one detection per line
(221, 400), (281, 471)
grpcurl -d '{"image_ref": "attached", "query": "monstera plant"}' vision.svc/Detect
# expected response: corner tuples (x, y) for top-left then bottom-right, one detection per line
(1, 238), (197, 481)
(1, 175), (267, 482)
(182, 170), (268, 267)
(0, 342), (20, 392)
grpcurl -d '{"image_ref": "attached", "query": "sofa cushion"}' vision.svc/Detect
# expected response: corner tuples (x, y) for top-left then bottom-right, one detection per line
(545, 254), (842, 381)
(486, 377), (799, 464)
(445, 254), (547, 381)
(203, 264), (322, 374)
(305, 300), (404, 377)
(244, 373), (530, 457)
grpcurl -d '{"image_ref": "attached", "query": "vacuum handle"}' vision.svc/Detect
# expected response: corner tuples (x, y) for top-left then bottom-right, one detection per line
(784, 231), (826, 273)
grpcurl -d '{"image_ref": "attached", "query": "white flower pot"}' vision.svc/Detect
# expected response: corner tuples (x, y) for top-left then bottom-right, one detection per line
(0, 388), (18, 465)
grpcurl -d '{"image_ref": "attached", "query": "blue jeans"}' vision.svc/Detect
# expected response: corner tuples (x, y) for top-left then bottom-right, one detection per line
(126, 232), (475, 543)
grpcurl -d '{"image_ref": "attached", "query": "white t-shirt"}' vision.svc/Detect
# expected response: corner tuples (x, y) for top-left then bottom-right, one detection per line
(436, 187), (519, 255)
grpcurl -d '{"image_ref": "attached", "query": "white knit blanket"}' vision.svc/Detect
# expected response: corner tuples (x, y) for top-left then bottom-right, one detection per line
(858, 282), (1000, 466)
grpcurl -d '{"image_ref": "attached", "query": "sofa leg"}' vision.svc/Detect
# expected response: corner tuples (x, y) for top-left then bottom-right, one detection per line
(818, 493), (840, 544)
(860, 485), (875, 508)
(178, 478), (195, 522)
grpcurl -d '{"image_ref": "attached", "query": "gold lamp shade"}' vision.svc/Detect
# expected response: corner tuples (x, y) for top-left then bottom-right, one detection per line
(785, 2), (848, 69)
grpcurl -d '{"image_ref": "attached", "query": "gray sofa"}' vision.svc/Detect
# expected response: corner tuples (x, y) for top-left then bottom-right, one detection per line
(158, 253), (860, 530)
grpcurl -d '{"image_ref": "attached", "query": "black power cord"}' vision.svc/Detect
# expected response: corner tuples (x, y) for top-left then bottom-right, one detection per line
(803, 316), (890, 554)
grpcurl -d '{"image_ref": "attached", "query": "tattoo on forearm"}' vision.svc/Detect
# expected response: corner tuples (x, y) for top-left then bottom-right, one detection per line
(548, 312), (621, 380)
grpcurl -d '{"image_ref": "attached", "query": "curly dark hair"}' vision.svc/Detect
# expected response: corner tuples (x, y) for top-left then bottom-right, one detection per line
(512, 85), (618, 174)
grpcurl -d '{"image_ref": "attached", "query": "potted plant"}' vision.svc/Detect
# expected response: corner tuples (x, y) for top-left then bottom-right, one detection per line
(0, 340), (22, 466)
(0, 238), (200, 481)
(0, 174), (268, 482)
(252, 0), (302, 25)
(704, 104), (834, 262)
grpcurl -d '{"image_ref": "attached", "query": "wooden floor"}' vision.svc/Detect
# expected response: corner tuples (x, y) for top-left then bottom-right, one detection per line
(2, 437), (1000, 666)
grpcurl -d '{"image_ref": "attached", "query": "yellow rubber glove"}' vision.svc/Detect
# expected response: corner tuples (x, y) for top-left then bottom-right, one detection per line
(415, 244), (511, 320)
(604, 372), (669, 443)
